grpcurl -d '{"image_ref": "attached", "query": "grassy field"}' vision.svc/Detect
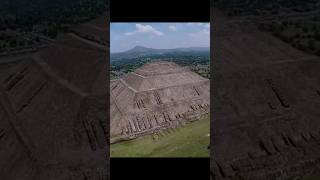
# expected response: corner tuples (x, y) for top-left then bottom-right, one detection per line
(110, 114), (210, 157)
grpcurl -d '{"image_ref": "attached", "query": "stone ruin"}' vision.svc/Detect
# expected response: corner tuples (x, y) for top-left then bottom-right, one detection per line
(110, 61), (210, 143)
(211, 8), (320, 180)
(0, 15), (109, 179)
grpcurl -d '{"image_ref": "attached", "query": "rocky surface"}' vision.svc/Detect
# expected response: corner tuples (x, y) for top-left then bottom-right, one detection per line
(0, 15), (109, 180)
(110, 61), (210, 143)
(211, 8), (320, 180)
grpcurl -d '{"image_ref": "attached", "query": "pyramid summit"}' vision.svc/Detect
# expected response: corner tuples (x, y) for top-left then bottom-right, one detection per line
(110, 61), (210, 143)
(122, 61), (208, 92)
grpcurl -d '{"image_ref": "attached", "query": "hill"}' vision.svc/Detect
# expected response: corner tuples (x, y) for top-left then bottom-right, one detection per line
(111, 46), (209, 61)
(110, 46), (210, 79)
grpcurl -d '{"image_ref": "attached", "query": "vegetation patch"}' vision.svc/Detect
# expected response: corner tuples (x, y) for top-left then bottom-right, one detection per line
(110, 114), (210, 157)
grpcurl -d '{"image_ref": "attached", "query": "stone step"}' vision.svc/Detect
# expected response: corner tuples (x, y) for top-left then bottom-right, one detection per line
(82, 119), (98, 151)
(3, 61), (48, 113)
(0, 129), (5, 140)
(2, 62), (31, 91)
(129, 119), (137, 132)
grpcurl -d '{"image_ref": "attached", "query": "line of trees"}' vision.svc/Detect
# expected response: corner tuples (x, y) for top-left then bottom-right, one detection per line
(0, 0), (108, 37)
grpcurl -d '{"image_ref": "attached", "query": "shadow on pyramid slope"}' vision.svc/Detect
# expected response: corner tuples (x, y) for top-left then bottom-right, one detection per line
(211, 8), (320, 180)
(0, 15), (109, 180)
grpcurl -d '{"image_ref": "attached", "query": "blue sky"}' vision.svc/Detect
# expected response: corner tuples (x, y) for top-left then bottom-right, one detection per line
(110, 23), (210, 53)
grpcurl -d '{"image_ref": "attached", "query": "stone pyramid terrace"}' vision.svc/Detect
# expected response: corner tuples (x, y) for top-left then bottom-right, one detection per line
(110, 61), (210, 143)
(0, 15), (108, 179)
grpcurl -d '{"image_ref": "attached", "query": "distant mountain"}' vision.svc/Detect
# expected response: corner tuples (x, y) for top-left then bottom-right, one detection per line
(125, 46), (156, 53)
(111, 46), (209, 61)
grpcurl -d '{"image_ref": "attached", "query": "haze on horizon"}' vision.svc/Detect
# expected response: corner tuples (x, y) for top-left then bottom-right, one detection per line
(110, 23), (210, 53)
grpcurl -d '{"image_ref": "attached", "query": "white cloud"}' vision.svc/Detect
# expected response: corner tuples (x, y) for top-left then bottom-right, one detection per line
(136, 24), (163, 35)
(124, 32), (135, 36)
(124, 24), (164, 36)
(187, 23), (204, 26)
(189, 28), (210, 38)
(169, 25), (177, 31)
(186, 23), (210, 28)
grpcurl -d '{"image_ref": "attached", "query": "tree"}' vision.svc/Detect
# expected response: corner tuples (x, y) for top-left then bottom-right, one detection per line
(308, 40), (316, 51)
(302, 27), (309, 33)
(294, 33), (301, 39)
(296, 40), (305, 51)
(315, 30), (320, 41)
(28, 40), (34, 45)
(18, 40), (25, 47)
(9, 39), (17, 48)
(35, 36), (40, 42)
(312, 24), (317, 32)
(47, 27), (58, 39)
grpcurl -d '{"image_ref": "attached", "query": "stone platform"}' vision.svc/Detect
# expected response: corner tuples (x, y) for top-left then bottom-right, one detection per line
(110, 61), (210, 143)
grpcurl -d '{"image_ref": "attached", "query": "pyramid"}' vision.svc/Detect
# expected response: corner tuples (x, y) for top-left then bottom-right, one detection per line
(0, 15), (109, 179)
(110, 61), (210, 143)
(211, 8), (320, 179)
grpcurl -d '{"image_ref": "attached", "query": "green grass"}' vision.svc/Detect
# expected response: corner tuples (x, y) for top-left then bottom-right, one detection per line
(110, 114), (210, 157)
